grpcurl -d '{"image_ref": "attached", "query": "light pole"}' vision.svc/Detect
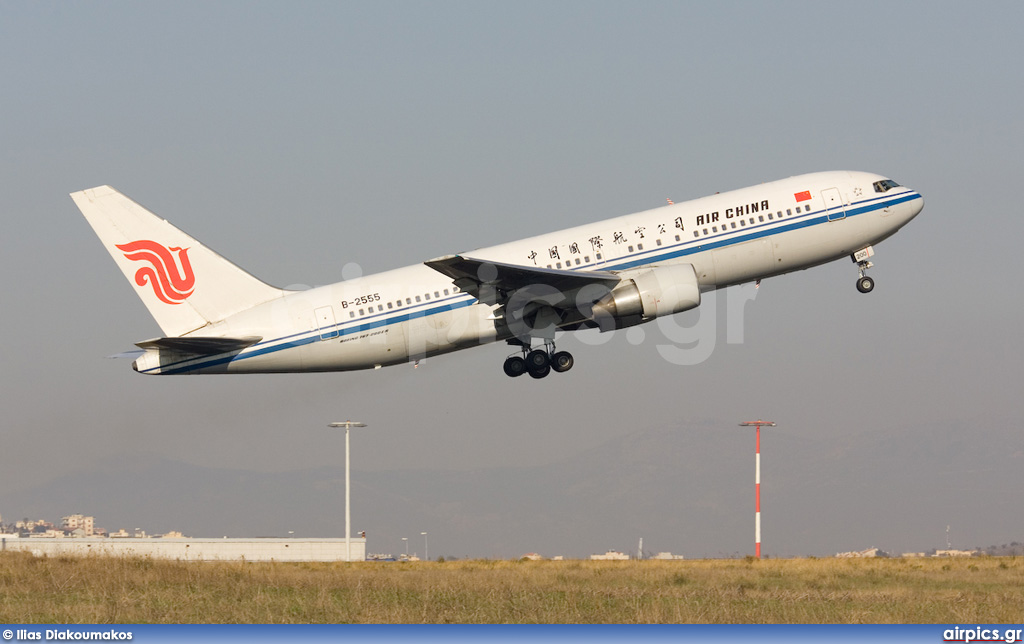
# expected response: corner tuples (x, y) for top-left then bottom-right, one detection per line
(739, 420), (775, 559)
(402, 537), (408, 557)
(421, 531), (428, 561)
(328, 420), (368, 562)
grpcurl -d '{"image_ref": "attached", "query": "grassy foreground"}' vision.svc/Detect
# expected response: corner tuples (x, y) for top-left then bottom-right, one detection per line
(1, 553), (1022, 623)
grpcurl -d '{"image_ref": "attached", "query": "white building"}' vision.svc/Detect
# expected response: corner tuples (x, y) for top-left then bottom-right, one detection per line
(836, 547), (883, 558)
(590, 550), (629, 561)
(933, 549), (976, 557)
(0, 536), (367, 562)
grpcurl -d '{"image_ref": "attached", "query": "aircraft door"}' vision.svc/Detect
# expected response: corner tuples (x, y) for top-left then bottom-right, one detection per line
(314, 305), (339, 340)
(822, 187), (846, 221)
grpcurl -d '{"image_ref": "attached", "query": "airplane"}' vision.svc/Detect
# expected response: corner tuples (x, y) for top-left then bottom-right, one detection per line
(71, 170), (924, 379)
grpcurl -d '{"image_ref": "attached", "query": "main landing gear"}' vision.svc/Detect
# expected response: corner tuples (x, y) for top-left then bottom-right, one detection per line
(502, 339), (574, 379)
(852, 246), (876, 294)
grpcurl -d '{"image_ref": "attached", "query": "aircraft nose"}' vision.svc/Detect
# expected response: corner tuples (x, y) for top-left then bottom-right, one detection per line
(906, 190), (925, 221)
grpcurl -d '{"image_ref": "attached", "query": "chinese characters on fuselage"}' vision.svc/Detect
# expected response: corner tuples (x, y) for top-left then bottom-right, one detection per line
(525, 198), (770, 265)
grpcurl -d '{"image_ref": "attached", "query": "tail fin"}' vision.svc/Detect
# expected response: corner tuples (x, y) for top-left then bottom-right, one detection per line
(71, 185), (283, 337)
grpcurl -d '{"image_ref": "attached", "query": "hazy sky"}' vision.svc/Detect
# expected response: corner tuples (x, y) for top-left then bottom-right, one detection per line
(2, 1), (1022, 556)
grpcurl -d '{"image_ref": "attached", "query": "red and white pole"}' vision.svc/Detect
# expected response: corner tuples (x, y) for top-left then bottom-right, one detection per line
(755, 423), (761, 559)
(740, 420), (775, 559)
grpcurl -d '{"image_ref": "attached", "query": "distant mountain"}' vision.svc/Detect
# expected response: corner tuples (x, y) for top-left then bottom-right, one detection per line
(6, 419), (1022, 558)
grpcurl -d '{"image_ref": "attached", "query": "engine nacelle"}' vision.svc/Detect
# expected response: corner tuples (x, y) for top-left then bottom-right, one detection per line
(591, 263), (701, 328)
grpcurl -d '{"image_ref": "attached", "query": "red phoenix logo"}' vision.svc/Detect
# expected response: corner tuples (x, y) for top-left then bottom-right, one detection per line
(116, 240), (196, 304)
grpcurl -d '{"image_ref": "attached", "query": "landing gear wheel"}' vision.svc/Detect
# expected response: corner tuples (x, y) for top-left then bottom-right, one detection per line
(526, 349), (550, 370)
(550, 351), (574, 373)
(528, 364), (551, 379)
(503, 356), (527, 377)
(856, 275), (875, 293)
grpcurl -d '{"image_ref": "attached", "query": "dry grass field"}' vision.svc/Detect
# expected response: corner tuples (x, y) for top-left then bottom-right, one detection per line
(1, 552), (1022, 623)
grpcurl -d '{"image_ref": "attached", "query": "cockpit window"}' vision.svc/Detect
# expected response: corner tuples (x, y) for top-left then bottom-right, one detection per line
(873, 179), (901, 193)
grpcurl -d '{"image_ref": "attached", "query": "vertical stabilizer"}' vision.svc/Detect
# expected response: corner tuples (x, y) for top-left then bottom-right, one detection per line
(71, 186), (283, 337)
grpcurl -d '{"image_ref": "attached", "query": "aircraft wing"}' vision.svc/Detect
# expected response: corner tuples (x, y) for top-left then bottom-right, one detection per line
(425, 255), (625, 340)
(424, 254), (621, 304)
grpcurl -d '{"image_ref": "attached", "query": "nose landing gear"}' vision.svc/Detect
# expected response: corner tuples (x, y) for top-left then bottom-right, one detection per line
(503, 339), (574, 379)
(856, 274), (875, 294)
(852, 246), (876, 294)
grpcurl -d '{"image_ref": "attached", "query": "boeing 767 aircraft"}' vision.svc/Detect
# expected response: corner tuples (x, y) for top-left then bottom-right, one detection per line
(72, 171), (923, 378)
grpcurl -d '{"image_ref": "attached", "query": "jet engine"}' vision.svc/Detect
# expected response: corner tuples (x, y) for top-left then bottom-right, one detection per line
(590, 263), (701, 329)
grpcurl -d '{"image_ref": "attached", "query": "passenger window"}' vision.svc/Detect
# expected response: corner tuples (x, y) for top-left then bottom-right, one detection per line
(693, 231), (699, 238)
(575, 258), (581, 265)
(656, 239), (662, 246)
(349, 311), (355, 318)
(444, 288), (449, 295)
(387, 302), (393, 310)
(424, 293), (430, 301)
(787, 209), (792, 216)
(415, 296), (421, 303)
(675, 234), (680, 241)
(758, 216), (764, 222)
(731, 222), (736, 229)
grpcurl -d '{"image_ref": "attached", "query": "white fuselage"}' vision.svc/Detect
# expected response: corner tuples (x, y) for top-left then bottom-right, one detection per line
(136, 170), (923, 374)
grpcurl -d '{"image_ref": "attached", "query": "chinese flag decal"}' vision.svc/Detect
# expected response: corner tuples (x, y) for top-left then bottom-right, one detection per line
(794, 190), (812, 202)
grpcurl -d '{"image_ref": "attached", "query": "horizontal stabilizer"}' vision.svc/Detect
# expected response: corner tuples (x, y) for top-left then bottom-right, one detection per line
(107, 349), (145, 360)
(135, 336), (262, 355)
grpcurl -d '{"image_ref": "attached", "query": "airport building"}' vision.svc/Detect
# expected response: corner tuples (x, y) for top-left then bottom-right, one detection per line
(0, 534), (367, 562)
(590, 550), (629, 560)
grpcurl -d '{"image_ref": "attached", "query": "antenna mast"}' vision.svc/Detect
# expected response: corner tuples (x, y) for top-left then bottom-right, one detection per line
(739, 420), (776, 559)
